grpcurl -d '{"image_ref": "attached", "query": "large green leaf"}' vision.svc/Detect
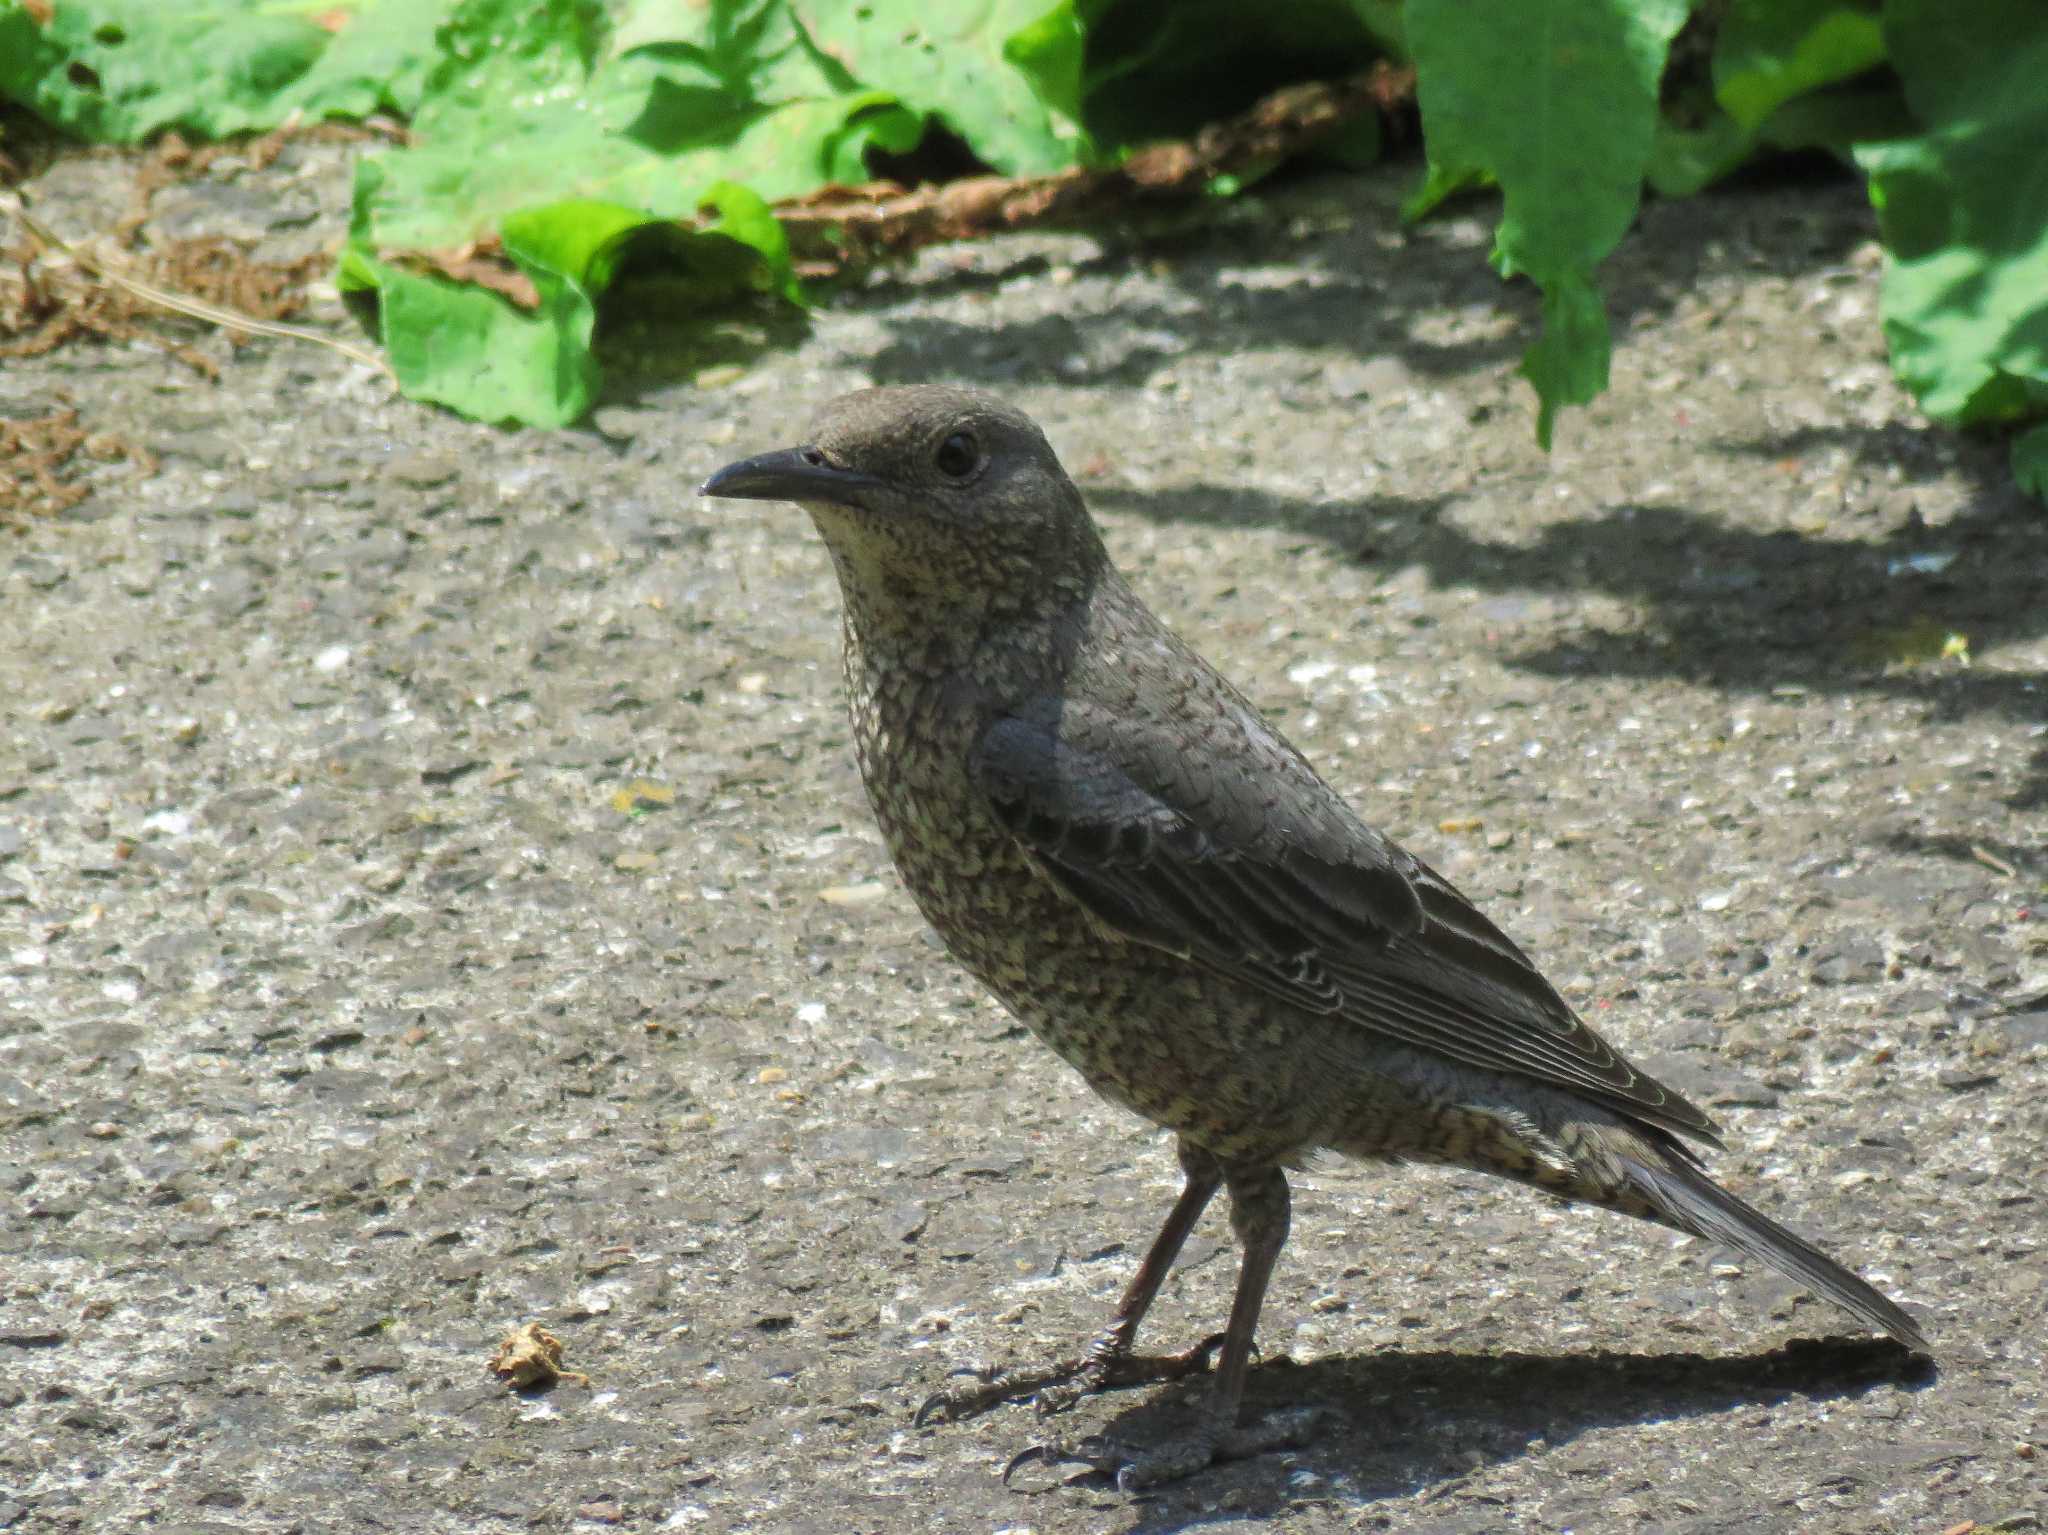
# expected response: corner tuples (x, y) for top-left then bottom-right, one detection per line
(354, 71), (913, 256)
(1002, 1), (1090, 143)
(1712, 0), (1884, 132)
(1646, 0), (1893, 198)
(1649, 82), (1913, 200)
(341, 178), (802, 428)
(339, 248), (580, 426)
(1408, 0), (1688, 447)
(350, 0), (924, 260)
(340, 0), (889, 423)
(1855, 0), (2048, 443)
(0, 0), (451, 140)
(793, 0), (1079, 173)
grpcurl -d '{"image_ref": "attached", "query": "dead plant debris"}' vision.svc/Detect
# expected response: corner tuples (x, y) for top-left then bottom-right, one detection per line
(3, 216), (334, 380)
(2, 115), (392, 386)
(0, 405), (155, 524)
(488, 1322), (589, 1390)
(777, 64), (1415, 279)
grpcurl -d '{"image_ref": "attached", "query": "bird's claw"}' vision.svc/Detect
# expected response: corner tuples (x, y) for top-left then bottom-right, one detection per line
(914, 1360), (1026, 1428)
(1000, 1430), (1210, 1491)
(1032, 1331), (1228, 1417)
(915, 1333), (1227, 1429)
(1001, 1434), (1125, 1487)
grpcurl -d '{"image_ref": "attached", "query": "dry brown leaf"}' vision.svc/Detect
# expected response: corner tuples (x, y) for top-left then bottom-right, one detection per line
(488, 1322), (589, 1390)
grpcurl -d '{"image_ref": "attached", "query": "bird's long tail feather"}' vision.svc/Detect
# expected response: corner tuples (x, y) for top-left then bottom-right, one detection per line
(1619, 1149), (1929, 1354)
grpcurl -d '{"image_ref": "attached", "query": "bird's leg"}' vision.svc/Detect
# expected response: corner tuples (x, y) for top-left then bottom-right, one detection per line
(1031, 1143), (1227, 1414)
(915, 1143), (1225, 1428)
(1016, 1163), (1327, 1491)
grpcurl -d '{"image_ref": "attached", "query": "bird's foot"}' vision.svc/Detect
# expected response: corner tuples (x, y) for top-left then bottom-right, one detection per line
(914, 1333), (1226, 1428)
(1003, 1405), (1329, 1492)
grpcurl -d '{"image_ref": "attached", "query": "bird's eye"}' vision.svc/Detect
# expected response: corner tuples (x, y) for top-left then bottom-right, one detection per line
(934, 431), (979, 478)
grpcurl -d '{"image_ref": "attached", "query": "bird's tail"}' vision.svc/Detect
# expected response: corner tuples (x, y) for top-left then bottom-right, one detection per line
(1617, 1144), (1929, 1354)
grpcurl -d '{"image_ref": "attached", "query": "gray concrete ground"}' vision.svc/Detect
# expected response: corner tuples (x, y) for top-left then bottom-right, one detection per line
(3, 138), (2045, 1533)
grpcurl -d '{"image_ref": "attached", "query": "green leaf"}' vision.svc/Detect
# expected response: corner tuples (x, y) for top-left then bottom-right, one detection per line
(342, 250), (587, 427)
(1003, 1), (1090, 146)
(791, 0), (1078, 173)
(331, 0), (919, 423)
(1649, 79), (1914, 201)
(1758, 84), (1914, 158)
(696, 180), (802, 306)
(7, 0), (1413, 426)
(1646, 99), (1755, 199)
(410, 0), (608, 140)
(499, 198), (657, 423)
(1521, 270), (1610, 451)
(610, 0), (801, 73)
(341, 200), (799, 429)
(1712, 0), (1885, 133)
(355, 0), (920, 254)
(1855, 0), (2048, 428)
(2013, 423), (2048, 503)
(1409, 0), (1688, 445)
(0, 0), (452, 141)
(1403, 160), (1491, 222)
(344, 168), (800, 426)
(500, 200), (656, 295)
(292, 2), (451, 119)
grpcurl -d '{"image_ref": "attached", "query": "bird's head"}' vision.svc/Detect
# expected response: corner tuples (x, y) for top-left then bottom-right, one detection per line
(701, 385), (1106, 626)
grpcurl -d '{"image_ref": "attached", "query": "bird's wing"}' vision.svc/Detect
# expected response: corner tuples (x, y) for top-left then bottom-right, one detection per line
(970, 704), (1718, 1144)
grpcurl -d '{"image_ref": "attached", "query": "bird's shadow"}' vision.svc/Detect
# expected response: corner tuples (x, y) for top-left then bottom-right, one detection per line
(1011, 1337), (1931, 1529)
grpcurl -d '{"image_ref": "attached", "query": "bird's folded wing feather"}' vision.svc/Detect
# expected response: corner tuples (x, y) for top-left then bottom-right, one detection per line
(970, 706), (1718, 1144)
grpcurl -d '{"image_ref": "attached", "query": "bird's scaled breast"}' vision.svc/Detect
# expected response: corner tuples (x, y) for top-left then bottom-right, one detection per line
(844, 649), (1069, 978)
(839, 647), (1345, 1159)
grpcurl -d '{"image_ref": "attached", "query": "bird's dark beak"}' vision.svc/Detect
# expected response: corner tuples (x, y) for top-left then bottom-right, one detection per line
(700, 447), (879, 507)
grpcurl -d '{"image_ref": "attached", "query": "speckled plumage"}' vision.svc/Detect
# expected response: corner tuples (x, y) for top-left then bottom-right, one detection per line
(703, 385), (1927, 1487)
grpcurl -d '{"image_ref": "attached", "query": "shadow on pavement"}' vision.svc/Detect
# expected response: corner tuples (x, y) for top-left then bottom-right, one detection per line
(1090, 439), (2048, 813)
(1015, 1337), (1930, 1528)
(858, 165), (1880, 394)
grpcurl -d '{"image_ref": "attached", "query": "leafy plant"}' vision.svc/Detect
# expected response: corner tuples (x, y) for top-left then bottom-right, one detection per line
(0, 0), (445, 137)
(1854, 0), (2048, 496)
(2, 0), (2044, 496)
(1407, 0), (1690, 449)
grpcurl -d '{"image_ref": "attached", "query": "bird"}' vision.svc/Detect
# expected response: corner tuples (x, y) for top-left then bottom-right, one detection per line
(700, 384), (1929, 1490)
